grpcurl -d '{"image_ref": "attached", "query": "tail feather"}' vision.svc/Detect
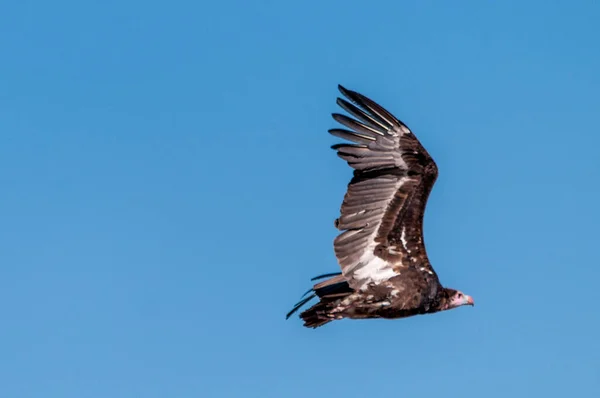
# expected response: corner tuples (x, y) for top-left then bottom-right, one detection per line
(297, 273), (344, 300)
(313, 274), (347, 292)
(285, 294), (316, 319)
(286, 272), (353, 328)
(299, 300), (337, 328)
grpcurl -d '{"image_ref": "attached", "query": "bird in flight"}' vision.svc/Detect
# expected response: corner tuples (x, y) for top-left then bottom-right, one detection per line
(287, 85), (474, 328)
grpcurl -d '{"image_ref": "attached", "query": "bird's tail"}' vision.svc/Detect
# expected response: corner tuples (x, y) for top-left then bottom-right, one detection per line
(286, 272), (353, 328)
(299, 298), (341, 328)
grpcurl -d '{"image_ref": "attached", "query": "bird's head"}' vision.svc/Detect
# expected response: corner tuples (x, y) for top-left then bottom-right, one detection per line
(441, 288), (474, 310)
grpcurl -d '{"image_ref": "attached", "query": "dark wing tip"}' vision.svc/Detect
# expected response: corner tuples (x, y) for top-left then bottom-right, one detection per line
(337, 84), (358, 104)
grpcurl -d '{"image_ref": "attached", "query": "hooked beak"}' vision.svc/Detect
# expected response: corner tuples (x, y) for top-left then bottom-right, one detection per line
(466, 295), (475, 306)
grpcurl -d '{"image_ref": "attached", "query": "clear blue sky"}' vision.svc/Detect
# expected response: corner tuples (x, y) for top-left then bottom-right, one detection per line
(1, 1), (599, 397)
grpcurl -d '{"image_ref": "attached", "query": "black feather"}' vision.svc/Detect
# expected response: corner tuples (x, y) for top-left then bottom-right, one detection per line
(310, 272), (342, 281)
(286, 294), (316, 319)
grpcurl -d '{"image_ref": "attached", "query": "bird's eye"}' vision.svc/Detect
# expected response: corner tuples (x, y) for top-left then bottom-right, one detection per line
(458, 293), (463, 298)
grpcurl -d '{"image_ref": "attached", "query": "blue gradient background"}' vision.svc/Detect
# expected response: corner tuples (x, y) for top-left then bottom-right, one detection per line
(1, 1), (599, 397)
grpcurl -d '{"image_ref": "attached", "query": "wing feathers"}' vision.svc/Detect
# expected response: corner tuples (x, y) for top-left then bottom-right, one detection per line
(332, 113), (387, 137)
(336, 228), (370, 246)
(337, 210), (384, 230)
(337, 85), (397, 128)
(327, 85), (439, 290)
(328, 128), (376, 145)
(337, 85), (408, 132)
(336, 97), (392, 131)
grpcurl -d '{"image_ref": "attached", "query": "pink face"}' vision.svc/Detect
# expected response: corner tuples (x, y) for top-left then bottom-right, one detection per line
(447, 291), (475, 309)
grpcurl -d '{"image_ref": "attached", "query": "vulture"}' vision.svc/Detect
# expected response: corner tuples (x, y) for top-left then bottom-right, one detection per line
(286, 85), (474, 328)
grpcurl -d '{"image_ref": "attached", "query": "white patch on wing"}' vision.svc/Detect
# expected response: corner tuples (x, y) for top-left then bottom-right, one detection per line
(388, 247), (401, 255)
(349, 241), (399, 290)
(400, 227), (408, 250)
(419, 267), (433, 275)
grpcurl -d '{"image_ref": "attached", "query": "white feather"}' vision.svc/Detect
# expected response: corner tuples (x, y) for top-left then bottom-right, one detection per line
(400, 227), (408, 250)
(419, 267), (433, 275)
(351, 242), (399, 290)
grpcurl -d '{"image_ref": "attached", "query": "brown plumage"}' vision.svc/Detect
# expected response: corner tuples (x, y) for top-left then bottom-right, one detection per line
(286, 85), (474, 328)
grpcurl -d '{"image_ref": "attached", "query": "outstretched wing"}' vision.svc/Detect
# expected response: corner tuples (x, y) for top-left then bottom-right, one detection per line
(330, 85), (439, 291)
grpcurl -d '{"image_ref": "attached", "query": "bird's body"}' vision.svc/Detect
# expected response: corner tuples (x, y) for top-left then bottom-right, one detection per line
(287, 85), (474, 328)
